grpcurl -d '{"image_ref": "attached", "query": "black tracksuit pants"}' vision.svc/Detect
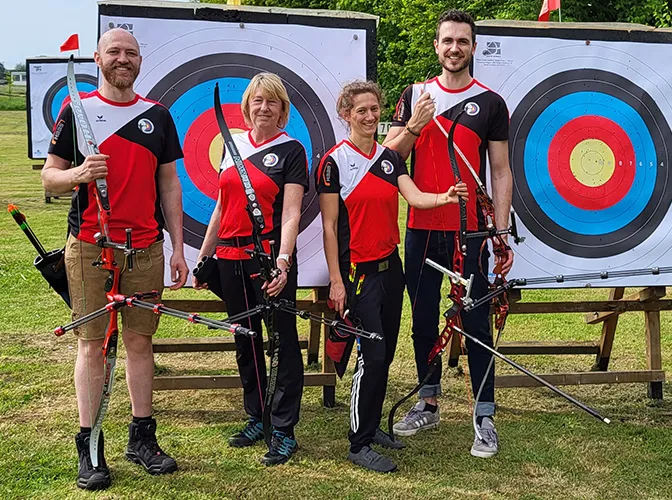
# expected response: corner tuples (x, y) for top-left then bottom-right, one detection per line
(405, 228), (495, 417)
(345, 248), (405, 453)
(217, 256), (303, 433)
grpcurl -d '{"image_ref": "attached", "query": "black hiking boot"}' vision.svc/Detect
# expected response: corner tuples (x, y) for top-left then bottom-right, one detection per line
(348, 445), (397, 473)
(261, 430), (298, 466)
(75, 431), (111, 490)
(125, 418), (177, 475)
(228, 418), (264, 448)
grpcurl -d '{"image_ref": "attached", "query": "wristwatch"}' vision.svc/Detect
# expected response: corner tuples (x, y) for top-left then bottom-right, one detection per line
(277, 253), (292, 268)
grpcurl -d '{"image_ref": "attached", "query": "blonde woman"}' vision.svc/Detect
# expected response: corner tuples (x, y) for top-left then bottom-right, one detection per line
(195, 73), (308, 466)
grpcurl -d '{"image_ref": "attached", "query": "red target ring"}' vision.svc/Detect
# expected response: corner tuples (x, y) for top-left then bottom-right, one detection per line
(548, 115), (636, 210)
(181, 103), (249, 201)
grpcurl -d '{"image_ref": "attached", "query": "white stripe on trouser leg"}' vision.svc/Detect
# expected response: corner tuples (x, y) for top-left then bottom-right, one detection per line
(350, 352), (365, 433)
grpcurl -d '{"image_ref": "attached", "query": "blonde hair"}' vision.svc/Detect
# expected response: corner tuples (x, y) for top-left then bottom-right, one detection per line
(241, 73), (291, 128)
(336, 80), (383, 120)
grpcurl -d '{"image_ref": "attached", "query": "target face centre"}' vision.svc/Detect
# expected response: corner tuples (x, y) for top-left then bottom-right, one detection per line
(570, 139), (615, 186)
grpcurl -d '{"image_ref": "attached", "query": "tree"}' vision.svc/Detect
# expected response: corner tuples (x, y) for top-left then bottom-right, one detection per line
(13, 62), (26, 72)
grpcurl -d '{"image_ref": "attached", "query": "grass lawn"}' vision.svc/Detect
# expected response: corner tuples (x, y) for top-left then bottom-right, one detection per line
(0, 85), (26, 111)
(1, 109), (671, 499)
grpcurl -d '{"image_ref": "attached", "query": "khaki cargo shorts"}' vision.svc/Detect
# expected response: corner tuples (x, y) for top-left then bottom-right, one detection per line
(64, 234), (165, 340)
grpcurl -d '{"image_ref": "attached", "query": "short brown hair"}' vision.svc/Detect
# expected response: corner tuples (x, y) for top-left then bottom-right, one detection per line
(241, 73), (291, 128)
(336, 80), (383, 119)
(435, 9), (476, 44)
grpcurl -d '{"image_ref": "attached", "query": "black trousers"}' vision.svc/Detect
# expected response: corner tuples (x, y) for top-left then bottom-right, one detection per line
(345, 249), (405, 452)
(217, 256), (303, 432)
(404, 229), (495, 417)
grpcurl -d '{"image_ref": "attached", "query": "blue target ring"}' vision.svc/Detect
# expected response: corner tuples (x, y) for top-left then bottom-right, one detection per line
(51, 82), (97, 124)
(42, 74), (98, 130)
(525, 92), (656, 235)
(171, 77), (314, 227)
(510, 69), (672, 257)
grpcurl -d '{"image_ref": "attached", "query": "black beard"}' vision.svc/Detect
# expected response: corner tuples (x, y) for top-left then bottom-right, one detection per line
(440, 53), (472, 74)
(101, 63), (139, 90)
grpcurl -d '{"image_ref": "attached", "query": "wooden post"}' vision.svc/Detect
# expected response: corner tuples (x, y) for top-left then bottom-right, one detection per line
(643, 287), (665, 399)
(591, 287), (624, 371)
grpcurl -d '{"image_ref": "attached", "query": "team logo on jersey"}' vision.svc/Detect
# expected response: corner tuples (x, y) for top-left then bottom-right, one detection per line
(262, 153), (279, 167)
(381, 160), (394, 175)
(465, 102), (480, 116)
(138, 118), (154, 134)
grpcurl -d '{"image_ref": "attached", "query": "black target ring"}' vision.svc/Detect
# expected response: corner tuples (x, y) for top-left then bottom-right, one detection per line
(42, 74), (98, 130)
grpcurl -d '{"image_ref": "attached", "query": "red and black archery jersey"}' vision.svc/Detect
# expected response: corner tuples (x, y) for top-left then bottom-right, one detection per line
(316, 141), (408, 266)
(216, 131), (308, 260)
(48, 91), (183, 249)
(392, 78), (509, 232)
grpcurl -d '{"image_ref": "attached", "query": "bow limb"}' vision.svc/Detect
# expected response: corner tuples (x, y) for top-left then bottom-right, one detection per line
(65, 55), (123, 468)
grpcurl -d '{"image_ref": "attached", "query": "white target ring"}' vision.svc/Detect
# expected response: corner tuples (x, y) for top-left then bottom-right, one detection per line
(475, 32), (672, 286)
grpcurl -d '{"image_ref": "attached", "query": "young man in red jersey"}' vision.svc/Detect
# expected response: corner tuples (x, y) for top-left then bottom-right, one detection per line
(384, 9), (514, 459)
(42, 28), (188, 490)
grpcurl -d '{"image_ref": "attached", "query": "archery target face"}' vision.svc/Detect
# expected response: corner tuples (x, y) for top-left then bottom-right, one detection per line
(27, 59), (98, 159)
(100, 8), (373, 287)
(474, 33), (672, 285)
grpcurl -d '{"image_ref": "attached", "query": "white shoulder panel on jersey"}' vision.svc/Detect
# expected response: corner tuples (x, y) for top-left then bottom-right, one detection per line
(219, 131), (295, 172)
(75, 94), (157, 156)
(330, 141), (385, 200)
(410, 78), (489, 118)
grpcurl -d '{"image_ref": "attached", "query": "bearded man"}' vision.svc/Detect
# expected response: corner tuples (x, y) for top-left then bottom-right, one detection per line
(42, 28), (188, 490)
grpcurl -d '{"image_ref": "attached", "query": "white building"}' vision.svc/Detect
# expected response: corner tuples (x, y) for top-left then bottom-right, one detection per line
(10, 71), (26, 86)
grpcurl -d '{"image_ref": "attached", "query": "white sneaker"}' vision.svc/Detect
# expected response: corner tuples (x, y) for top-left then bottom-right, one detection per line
(470, 417), (499, 458)
(392, 401), (440, 437)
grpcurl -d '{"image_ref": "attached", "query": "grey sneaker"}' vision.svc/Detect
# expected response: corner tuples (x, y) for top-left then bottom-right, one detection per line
(470, 417), (499, 458)
(348, 446), (397, 473)
(392, 401), (440, 437)
(373, 428), (405, 449)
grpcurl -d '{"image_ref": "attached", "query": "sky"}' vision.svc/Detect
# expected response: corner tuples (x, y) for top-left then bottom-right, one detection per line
(2, 0), (189, 69)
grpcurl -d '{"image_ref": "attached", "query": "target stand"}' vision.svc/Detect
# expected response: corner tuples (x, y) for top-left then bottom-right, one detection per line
(460, 20), (672, 398)
(447, 287), (669, 398)
(153, 290), (338, 407)
(26, 58), (98, 203)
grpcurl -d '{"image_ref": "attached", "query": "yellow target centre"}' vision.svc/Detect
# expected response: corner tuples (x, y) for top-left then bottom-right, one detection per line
(569, 139), (615, 187)
(209, 129), (246, 170)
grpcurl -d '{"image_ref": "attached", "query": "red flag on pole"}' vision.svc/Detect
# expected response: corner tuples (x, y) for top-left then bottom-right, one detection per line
(59, 34), (80, 52)
(538, 0), (561, 21)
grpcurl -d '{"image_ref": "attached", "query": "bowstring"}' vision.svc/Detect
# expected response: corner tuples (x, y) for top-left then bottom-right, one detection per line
(239, 259), (265, 413)
(221, 128), (265, 415)
(391, 78), (473, 414)
(70, 99), (95, 432)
